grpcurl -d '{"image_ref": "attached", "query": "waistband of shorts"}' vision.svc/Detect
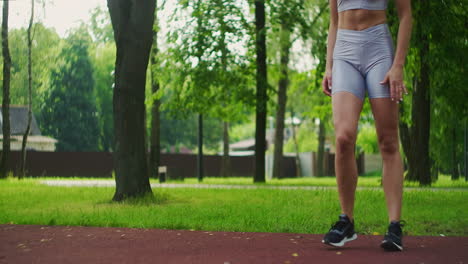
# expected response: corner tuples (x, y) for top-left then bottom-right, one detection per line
(336, 23), (391, 42)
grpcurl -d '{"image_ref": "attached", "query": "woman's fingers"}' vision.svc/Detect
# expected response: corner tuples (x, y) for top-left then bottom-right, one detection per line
(380, 74), (389, 85)
(382, 69), (408, 103)
(380, 74), (393, 100)
(403, 84), (408, 95)
(399, 84), (403, 102)
(396, 81), (407, 102)
(322, 77), (331, 96)
(322, 75), (332, 97)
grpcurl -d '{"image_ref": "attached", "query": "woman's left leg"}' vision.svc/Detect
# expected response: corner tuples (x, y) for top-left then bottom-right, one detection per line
(369, 98), (404, 222)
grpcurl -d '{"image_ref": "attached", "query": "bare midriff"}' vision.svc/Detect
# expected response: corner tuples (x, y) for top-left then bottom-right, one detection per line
(338, 9), (387, 30)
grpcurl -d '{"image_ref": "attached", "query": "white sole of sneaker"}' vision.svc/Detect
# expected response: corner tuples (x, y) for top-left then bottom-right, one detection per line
(381, 240), (403, 251)
(322, 233), (358, 247)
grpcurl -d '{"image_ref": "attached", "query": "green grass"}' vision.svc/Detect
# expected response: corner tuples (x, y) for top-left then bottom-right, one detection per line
(37, 174), (468, 188)
(158, 174), (468, 189)
(1, 178), (467, 236)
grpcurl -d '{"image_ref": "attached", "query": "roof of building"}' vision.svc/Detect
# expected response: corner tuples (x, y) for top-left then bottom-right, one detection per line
(2, 135), (58, 143)
(0, 105), (41, 136)
(229, 138), (256, 151)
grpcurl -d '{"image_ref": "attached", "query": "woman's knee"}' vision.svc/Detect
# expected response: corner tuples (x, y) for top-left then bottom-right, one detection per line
(378, 135), (399, 156)
(336, 132), (356, 154)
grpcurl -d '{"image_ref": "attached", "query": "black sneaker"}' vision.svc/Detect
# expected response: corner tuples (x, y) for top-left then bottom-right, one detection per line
(322, 214), (357, 247)
(381, 221), (405, 251)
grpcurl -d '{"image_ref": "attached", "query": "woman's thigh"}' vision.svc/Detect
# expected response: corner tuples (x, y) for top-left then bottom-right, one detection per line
(332, 92), (364, 139)
(369, 98), (399, 151)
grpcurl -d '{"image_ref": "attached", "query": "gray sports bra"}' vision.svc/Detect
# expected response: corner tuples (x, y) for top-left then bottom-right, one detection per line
(337, 0), (388, 13)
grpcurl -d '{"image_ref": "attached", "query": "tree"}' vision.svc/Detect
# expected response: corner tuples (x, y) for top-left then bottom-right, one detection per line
(311, 30), (329, 177)
(425, 0), (467, 180)
(269, 0), (318, 178)
(107, 0), (155, 200)
(19, 0), (34, 178)
(7, 24), (61, 115)
(208, 0), (253, 177)
(40, 28), (100, 152)
(90, 42), (115, 152)
(271, 10), (292, 179)
(301, 0), (329, 176)
(163, 0), (253, 179)
(389, 0), (467, 184)
(254, 0), (268, 183)
(0, 0), (11, 178)
(405, 1), (431, 185)
(149, 1), (161, 180)
(88, 6), (115, 152)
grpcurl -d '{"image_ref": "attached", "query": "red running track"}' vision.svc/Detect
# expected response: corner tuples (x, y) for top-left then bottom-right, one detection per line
(0, 225), (467, 264)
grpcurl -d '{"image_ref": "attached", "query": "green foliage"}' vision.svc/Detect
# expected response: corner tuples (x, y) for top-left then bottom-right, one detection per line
(40, 27), (99, 151)
(388, 0), (468, 178)
(89, 42), (115, 151)
(158, 112), (223, 152)
(0, 0), (465, 184)
(356, 124), (379, 154)
(162, 0), (254, 121)
(2, 23), (62, 114)
(89, 6), (114, 43)
(425, 1), (467, 176)
(229, 117), (256, 143)
(284, 120), (318, 153)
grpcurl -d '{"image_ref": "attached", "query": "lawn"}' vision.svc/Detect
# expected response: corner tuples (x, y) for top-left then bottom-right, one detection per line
(1, 178), (467, 236)
(164, 174), (468, 188)
(37, 174), (468, 188)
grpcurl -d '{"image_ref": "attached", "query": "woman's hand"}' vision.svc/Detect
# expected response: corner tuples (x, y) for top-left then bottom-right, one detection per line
(322, 69), (332, 97)
(380, 65), (408, 102)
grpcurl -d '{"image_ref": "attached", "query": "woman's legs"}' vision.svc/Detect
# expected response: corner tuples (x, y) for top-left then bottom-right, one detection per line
(369, 98), (404, 222)
(332, 92), (364, 221)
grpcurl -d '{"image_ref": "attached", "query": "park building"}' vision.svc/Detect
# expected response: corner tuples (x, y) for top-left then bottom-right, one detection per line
(0, 105), (57, 151)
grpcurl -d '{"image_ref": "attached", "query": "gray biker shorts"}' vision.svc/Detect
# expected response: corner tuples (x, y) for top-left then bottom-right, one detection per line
(332, 23), (394, 100)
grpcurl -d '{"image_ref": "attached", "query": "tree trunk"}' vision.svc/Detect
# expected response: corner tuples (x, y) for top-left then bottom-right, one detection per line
(0, 0), (11, 179)
(221, 121), (231, 177)
(150, 1), (161, 180)
(20, 0), (34, 179)
(107, 0), (155, 201)
(399, 103), (411, 176)
(218, 9), (231, 178)
(407, 9), (431, 185)
(464, 118), (467, 181)
(452, 125), (459, 180)
(317, 118), (326, 176)
(272, 24), (291, 179)
(254, 0), (267, 183)
(291, 111), (302, 177)
(198, 114), (204, 182)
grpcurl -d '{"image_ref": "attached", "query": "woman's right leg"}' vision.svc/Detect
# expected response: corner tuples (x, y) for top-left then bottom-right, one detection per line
(331, 58), (366, 220)
(332, 91), (363, 220)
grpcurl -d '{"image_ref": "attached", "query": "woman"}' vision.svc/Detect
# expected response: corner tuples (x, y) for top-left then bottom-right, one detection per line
(321, 0), (412, 251)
